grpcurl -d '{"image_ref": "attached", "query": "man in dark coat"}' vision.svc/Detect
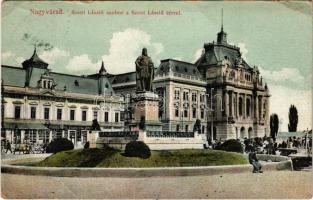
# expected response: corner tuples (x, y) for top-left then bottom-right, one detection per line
(5, 140), (12, 154)
(248, 148), (263, 173)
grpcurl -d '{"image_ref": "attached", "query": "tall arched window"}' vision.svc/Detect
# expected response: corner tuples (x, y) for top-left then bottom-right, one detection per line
(246, 98), (250, 117)
(239, 97), (243, 116)
(263, 101), (267, 118)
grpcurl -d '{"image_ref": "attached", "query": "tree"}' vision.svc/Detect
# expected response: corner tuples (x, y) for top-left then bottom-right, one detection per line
(288, 105), (298, 132)
(46, 138), (74, 154)
(270, 114), (279, 139)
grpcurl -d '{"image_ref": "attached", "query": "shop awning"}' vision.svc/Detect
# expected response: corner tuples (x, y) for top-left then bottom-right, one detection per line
(2, 122), (48, 130)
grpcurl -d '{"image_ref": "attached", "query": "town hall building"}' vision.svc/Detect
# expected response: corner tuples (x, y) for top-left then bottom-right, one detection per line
(110, 26), (270, 141)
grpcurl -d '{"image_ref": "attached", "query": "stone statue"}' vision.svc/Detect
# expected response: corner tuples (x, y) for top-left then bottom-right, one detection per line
(193, 119), (202, 133)
(135, 48), (154, 92)
(91, 119), (101, 130)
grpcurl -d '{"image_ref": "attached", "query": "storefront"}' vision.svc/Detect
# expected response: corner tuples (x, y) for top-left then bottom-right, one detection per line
(2, 122), (49, 144)
(3, 122), (92, 148)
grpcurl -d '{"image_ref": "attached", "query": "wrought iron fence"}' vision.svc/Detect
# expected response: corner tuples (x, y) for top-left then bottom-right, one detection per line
(98, 131), (139, 139)
(146, 131), (194, 138)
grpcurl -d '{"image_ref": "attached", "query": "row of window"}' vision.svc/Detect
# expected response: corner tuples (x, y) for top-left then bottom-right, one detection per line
(244, 74), (252, 82)
(10, 130), (88, 144)
(174, 90), (206, 102)
(14, 106), (122, 122)
(236, 97), (266, 118)
(42, 79), (53, 89)
(174, 108), (205, 119)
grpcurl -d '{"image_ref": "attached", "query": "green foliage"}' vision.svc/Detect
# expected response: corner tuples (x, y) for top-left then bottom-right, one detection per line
(270, 113), (279, 138)
(37, 149), (248, 168)
(124, 141), (151, 159)
(46, 138), (74, 154)
(37, 148), (118, 167)
(288, 105), (298, 132)
(216, 139), (243, 153)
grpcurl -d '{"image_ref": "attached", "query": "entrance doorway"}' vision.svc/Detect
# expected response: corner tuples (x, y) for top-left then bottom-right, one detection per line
(69, 130), (76, 145)
(82, 131), (87, 143)
(248, 127), (253, 139)
(14, 130), (21, 144)
(213, 127), (217, 140)
(235, 127), (238, 139)
(240, 127), (245, 139)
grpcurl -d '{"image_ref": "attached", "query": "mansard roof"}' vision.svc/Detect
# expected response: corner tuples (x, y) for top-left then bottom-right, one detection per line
(51, 72), (112, 95)
(156, 59), (202, 77)
(1, 65), (114, 95)
(1, 65), (26, 87)
(110, 71), (136, 85)
(195, 42), (251, 70)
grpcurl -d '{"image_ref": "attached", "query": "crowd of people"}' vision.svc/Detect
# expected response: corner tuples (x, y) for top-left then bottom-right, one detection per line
(1, 139), (48, 154)
(243, 136), (312, 155)
(209, 135), (312, 156)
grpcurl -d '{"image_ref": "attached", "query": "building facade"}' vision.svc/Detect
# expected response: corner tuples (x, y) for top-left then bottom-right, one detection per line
(110, 27), (270, 141)
(196, 27), (270, 140)
(1, 26), (270, 146)
(1, 49), (125, 147)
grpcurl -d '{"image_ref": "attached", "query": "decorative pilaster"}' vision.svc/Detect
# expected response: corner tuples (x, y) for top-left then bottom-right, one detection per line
(255, 95), (259, 120)
(265, 96), (270, 123)
(250, 95), (253, 118)
(236, 93), (240, 118)
(230, 91), (234, 117)
(243, 94), (246, 118)
(259, 95), (263, 120)
(224, 90), (229, 117)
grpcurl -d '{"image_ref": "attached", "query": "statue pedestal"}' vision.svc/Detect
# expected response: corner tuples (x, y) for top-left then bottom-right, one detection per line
(130, 91), (162, 131)
(87, 131), (98, 148)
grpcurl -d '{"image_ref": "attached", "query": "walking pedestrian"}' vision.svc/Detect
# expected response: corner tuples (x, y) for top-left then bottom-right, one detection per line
(5, 140), (12, 154)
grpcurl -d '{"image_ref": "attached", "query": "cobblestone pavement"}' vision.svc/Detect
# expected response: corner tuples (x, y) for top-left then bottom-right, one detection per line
(2, 170), (312, 199)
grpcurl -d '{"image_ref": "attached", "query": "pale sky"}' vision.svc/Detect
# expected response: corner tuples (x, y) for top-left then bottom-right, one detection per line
(2, 1), (312, 131)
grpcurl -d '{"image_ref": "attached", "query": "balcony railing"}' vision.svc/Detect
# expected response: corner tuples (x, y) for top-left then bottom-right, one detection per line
(221, 76), (264, 88)
(155, 72), (206, 82)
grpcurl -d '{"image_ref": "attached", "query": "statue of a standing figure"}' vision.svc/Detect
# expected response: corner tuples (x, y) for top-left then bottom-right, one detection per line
(135, 48), (154, 92)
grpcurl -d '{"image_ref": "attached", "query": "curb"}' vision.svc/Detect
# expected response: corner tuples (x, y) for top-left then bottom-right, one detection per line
(1, 160), (293, 177)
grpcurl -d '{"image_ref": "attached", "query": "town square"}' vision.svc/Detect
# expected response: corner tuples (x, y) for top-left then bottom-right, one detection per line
(1, 1), (312, 199)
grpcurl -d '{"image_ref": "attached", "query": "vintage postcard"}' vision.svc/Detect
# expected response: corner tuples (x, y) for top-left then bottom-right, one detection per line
(1, 1), (312, 199)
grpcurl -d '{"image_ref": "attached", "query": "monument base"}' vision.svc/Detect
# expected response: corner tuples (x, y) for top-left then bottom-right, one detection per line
(130, 91), (162, 131)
